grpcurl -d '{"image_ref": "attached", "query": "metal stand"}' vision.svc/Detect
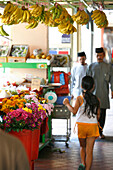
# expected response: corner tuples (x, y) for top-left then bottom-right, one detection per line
(52, 105), (71, 147)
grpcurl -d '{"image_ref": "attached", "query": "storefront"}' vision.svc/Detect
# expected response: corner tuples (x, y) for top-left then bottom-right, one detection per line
(0, 1), (113, 169)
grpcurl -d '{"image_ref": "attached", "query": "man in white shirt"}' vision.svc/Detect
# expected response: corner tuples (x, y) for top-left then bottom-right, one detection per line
(71, 51), (88, 100)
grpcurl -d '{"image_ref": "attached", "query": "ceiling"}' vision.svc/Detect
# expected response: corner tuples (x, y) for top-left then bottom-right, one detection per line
(0, 0), (113, 10)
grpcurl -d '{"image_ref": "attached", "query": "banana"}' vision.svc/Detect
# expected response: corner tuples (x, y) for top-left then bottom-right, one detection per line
(26, 10), (31, 22)
(99, 13), (106, 23)
(8, 3), (14, 13)
(10, 6), (19, 19)
(66, 23), (73, 31)
(92, 9), (109, 28)
(30, 5), (42, 17)
(30, 21), (39, 29)
(91, 12), (101, 20)
(0, 25), (9, 36)
(48, 6), (55, 12)
(25, 22), (35, 29)
(21, 10), (27, 23)
(3, 2), (13, 16)
(29, 4), (38, 9)
(72, 10), (81, 19)
(72, 10), (89, 25)
(92, 10), (100, 14)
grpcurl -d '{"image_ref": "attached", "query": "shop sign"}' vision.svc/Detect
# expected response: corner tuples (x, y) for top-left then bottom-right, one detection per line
(61, 34), (70, 43)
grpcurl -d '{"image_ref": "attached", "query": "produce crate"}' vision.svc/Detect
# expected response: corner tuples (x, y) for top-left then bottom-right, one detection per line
(0, 57), (7, 62)
(0, 45), (10, 62)
(7, 44), (29, 63)
(26, 55), (54, 65)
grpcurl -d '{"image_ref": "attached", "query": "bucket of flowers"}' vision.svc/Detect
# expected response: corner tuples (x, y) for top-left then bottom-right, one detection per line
(0, 94), (54, 164)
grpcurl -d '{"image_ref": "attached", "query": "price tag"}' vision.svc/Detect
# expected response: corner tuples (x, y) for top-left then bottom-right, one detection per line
(31, 78), (41, 91)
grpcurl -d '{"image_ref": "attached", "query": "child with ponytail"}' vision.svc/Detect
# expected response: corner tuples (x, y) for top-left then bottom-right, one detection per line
(63, 75), (100, 170)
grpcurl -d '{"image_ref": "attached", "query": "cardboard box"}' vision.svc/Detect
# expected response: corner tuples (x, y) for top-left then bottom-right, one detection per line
(0, 57), (7, 62)
(7, 57), (26, 63)
(0, 45), (10, 62)
(7, 44), (29, 63)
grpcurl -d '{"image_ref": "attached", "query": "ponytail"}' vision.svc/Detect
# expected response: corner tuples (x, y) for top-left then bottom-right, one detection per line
(82, 90), (100, 118)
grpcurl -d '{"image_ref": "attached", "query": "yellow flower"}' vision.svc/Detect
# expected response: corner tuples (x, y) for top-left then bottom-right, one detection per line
(18, 104), (24, 108)
(22, 107), (32, 113)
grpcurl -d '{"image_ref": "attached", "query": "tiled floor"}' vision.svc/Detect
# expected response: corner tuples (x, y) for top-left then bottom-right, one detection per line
(34, 99), (113, 170)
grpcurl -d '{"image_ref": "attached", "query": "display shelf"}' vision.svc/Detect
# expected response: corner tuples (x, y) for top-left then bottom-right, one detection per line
(0, 62), (47, 69)
(0, 62), (51, 83)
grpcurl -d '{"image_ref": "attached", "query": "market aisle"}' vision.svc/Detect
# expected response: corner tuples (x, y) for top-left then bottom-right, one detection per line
(34, 99), (113, 170)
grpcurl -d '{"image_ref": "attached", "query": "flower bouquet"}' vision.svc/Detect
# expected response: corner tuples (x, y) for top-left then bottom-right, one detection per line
(24, 94), (54, 135)
(0, 94), (51, 132)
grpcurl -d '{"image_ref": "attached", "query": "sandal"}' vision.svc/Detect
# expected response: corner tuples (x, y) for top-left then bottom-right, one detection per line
(78, 163), (85, 170)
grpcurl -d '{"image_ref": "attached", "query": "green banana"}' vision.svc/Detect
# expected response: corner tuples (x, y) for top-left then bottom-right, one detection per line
(30, 21), (38, 29)
(48, 6), (55, 12)
(0, 25), (9, 36)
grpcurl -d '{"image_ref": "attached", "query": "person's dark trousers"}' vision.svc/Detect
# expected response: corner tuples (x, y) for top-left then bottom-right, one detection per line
(98, 109), (106, 136)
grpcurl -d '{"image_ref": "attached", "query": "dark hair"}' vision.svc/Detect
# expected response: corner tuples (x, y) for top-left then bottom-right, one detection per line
(82, 76), (100, 118)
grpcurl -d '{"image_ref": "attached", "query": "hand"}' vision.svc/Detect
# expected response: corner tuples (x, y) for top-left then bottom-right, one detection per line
(71, 95), (74, 100)
(63, 98), (69, 105)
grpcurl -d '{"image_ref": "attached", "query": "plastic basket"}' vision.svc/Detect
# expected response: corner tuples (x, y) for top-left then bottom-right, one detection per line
(55, 96), (71, 105)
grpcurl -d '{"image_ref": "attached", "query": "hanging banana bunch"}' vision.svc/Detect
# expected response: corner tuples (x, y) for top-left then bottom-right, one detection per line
(72, 10), (89, 25)
(46, 3), (62, 27)
(0, 2), (15, 25)
(0, 3), (24, 25)
(58, 20), (77, 35)
(48, 3), (63, 20)
(29, 4), (43, 18)
(49, 3), (74, 25)
(47, 3), (76, 34)
(20, 6), (31, 23)
(91, 10), (108, 28)
(3, 2), (14, 17)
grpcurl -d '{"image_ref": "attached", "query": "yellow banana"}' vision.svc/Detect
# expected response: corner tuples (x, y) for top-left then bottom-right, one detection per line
(30, 21), (39, 29)
(91, 12), (101, 20)
(58, 22), (68, 30)
(29, 4), (37, 9)
(26, 10), (31, 22)
(8, 3), (14, 13)
(25, 22), (34, 29)
(99, 13), (106, 23)
(73, 10), (81, 19)
(21, 10), (27, 23)
(3, 2), (12, 15)
(30, 5), (42, 16)
(66, 23), (73, 31)
(10, 6), (19, 18)
(92, 10), (100, 14)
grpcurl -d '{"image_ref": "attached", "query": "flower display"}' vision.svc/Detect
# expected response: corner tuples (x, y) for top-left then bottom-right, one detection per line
(24, 95), (54, 115)
(0, 94), (53, 132)
(1, 95), (27, 114)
